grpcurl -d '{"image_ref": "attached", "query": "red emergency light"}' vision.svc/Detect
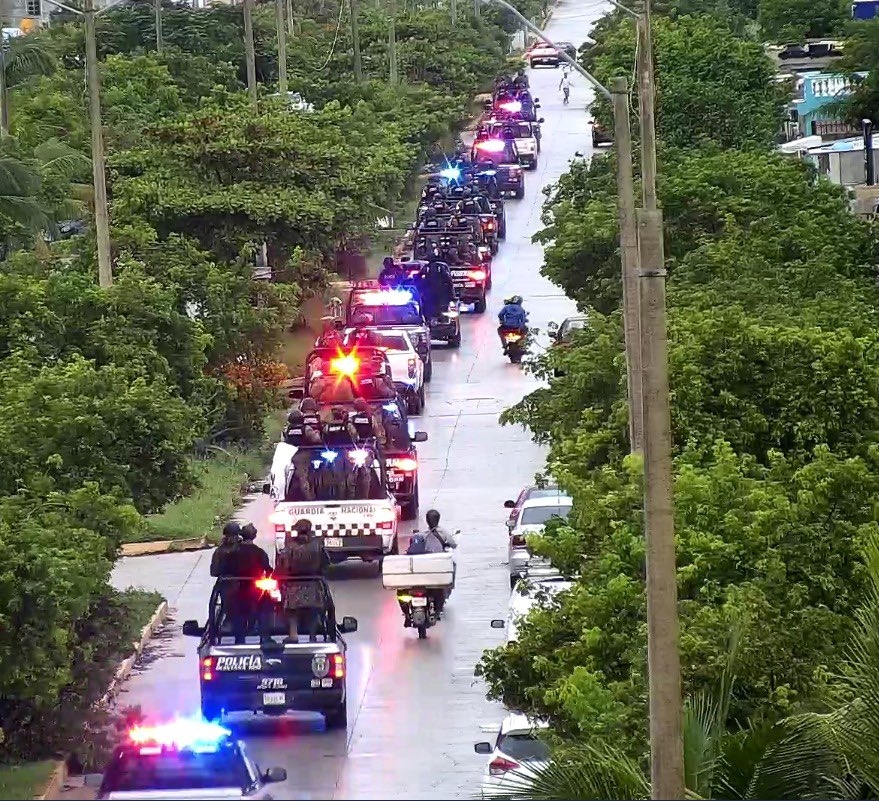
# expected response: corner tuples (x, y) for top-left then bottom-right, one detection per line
(330, 354), (360, 377)
(468, 270), (487, 281)
(476, 139), (506, 154)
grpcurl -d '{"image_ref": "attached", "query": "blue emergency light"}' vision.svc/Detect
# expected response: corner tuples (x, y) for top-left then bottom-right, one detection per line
(127, 720), (231, 754)
(321, 450), (338, 462)
(358, 289), (414, 306)
(440, 167), (462, 181)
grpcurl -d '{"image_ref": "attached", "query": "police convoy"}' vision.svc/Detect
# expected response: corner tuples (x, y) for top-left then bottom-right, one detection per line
(89, 70), (545, 798)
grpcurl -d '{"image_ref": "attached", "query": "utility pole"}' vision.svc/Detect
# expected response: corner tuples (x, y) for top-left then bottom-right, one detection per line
(388, 0), (397, 85)
(611, 77), (643, 455)
(636, 0), (684, 797)
(0, 45), (8, 138)
(275, 0), (288, 95)
(450, 0), (457, 25)
(154, 0), (163, 52)
(350, 0), (363, 81)
(286, 0), (294, 33)
(84, 0), (113, 288)
(243, 0), (258, 110)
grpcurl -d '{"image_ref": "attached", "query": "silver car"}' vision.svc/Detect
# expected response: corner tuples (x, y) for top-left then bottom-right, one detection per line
(505, 496), (573, 589)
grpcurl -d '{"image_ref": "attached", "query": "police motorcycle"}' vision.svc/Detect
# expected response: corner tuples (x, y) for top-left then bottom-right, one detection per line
(380, 531), (460, 639)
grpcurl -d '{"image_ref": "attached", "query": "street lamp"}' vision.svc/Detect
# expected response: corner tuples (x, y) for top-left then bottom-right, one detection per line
(42, 0), (129, 288)
(477, 0), (685, 797)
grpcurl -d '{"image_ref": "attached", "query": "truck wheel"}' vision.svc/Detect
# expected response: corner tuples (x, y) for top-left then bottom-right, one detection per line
(418, 384), (426, 408)
(499, 222), (506, 240)
(490, 240), (499, 255)
(474, 296), (487, 314)
(486, 272), (493, 291)
(407, 391), (422, 416)
(417, 624), (428, 640)
(424, 357), (433, 383)
(448, 331), (461, 348)
(515, 184), (525, 199)
(201, 699), (222, 722)
(324, 701), (348, 730)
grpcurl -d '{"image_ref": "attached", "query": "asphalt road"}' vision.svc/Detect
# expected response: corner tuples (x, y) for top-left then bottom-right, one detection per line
(109, 5), (601, 796)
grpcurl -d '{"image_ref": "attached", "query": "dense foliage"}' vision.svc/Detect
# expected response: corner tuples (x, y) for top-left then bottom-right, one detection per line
(0, 0), (513, 763)
(477, 0), (879, 790)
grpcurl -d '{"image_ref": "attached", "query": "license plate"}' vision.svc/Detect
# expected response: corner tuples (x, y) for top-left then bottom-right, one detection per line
(411, 597), (428, 607)
(263, 692), (285, 705)
(389, 475), (404, 485)
(324, 537), (343, 548)
(465, 281), (477, 287)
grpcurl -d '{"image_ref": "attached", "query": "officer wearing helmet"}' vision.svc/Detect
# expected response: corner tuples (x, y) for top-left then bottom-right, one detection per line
(497, 294), (528, 352)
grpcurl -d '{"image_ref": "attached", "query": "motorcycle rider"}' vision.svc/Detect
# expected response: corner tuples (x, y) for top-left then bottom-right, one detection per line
(497, 295), (528, 352)
(413, 509), (458, 616)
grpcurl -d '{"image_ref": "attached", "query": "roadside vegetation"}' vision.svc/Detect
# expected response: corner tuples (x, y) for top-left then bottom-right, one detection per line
(477, 0), (879, 795)
(0, 0), (536, 769)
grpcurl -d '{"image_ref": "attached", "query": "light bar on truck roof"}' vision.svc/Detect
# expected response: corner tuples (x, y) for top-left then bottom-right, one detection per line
(476, 139), (507, 153)
(127, 720), (231, 754)
(357, 289), (414, 306)
(499, 101), (522, 113)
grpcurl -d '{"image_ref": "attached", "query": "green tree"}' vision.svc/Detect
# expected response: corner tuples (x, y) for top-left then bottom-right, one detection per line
(757, 0), (848, 42)
(584, 14), (783, 150)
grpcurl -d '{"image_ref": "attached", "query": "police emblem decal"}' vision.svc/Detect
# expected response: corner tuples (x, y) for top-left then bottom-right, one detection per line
(312, 654), (329, 678)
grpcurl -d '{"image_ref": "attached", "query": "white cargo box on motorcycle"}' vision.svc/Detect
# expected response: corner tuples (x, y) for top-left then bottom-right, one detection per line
(381, 553), (455, 589)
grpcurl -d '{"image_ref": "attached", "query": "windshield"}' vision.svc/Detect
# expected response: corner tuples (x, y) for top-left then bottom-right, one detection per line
(474, 143), (516, 163)
(520, 505), (572, 526)
(525, 487), (570, 502)
(561, 318), (588, 339)
(492, 123), (531, 138)
(376, 334), (410, 352)
(102, 748), (249, 792)
(497, 733), (551, 762)
(352, 304), (423, 326)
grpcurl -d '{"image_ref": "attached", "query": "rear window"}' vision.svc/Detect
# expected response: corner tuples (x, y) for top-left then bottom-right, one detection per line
(498, 733), (551, 762)
(524, 487), (568, 502)
(377, 335), (409, 352)
(520, 505), (571, 526)
(102, 747), (250, 792)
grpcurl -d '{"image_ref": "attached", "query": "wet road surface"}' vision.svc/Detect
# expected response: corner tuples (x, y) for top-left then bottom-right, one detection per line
(109, 5), (601, 796)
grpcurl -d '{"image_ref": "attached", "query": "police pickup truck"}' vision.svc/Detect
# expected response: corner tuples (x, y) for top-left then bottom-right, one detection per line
(470, 138), (525, 199)
(486, 119), (544, 170)
(182, 577), (358, 730)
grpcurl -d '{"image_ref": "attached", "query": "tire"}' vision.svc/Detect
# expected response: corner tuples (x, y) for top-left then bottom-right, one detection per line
(486, 271), (493, 291)
(448, 331), (461, 348)
(407, 391), (422, 416)
(490, 240), (499, 255)
(424, 357), (433, 383)
(417, 624), (428, 640)
(499, 221), (507, 240)
(515, 184), (525, 199)
(510, 574), (518, 590)
(474, 296), (487, 314)
(509, 351), (522, 364)
(418, 383), (426, 407)
(529, 60), (537, 68)
(201, 699), (222, 722)
(324, 701), (348, 730)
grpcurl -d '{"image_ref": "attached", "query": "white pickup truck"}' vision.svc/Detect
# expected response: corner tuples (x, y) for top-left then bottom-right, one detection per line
(346, 327), (426, 415)
(266, 442), (400, 567)
(486, 120), (542, 170)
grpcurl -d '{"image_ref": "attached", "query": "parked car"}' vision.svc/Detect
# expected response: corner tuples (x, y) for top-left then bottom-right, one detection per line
(474, 715), (551, 798)
(505, 496), (573, 588)
(547, 314), (588, 376)
(503, 485), (571, 531)
(491, 567), (573, 642)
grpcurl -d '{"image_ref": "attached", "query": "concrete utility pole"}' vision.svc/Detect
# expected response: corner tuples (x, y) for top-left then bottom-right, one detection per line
(611, 77), (643, 455)
(84, 0), (113, 288)
(154, 0), (163, 52)
(286, 0), (294, 33)
(388, 0), (397, 84)
(0, 45), (9, 138)
(275, 0), (288, 95)
(243, 0), (258, 109)
(350, 0), (363, 81)
(450, 0), (457, 25)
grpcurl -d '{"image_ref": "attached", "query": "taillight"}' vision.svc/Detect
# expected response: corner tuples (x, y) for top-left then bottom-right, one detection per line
(489, 756), (520, 776)
(377, 520), (394, 529)
(395, 457), (417, 471)
(408, 358), (416, 378)
(274, 523), (286, 534)
(202, 657), (214, 681)
(511, 534), (526, 547)
(504, 333), (522, 342)
(469, 270), (487, 281)
(331, 654), (344, 679)
(485, 220), (495, 229)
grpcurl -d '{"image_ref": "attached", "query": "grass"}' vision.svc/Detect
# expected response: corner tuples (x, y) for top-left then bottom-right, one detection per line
(0, 760), (56, 800)
(136, 413), (285, 545)
(117, 588), (165, 640)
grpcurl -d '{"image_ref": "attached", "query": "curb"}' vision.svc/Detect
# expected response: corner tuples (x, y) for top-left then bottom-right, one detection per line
(35, 601), (169, 800)
(120, 536), (209, 558)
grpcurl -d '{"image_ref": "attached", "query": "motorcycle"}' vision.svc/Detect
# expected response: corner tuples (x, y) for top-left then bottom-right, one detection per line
(381, 534), (460, 639)
(502, 328), (527, 363)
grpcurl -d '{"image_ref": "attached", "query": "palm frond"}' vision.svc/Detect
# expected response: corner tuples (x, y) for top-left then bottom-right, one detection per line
(0, 154), (40, 197)
(484, 744), (650, 800)
(3, 38), (57, 87)
(33, 138), (91, 181)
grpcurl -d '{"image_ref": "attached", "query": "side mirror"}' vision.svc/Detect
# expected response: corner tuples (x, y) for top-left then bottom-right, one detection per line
(503, 499), (516, 508)
(264, 767), (287, 784)
(340, 616), (359, 633)
(83, 774), (103, 788)
(506, 520), (516, 530)
(547, 321), (559, 336)
(262, 482), (271, 494)
(288, 387), (304, 400)
(574, 150), (584, 158)
(490, 619), (506, 629)
(538, 117), (545, 123)
(182, 620), (204, 637)
(474, 742), (493, 755)
(412, 431), (428, 443)
(533, 97), (540, 102)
